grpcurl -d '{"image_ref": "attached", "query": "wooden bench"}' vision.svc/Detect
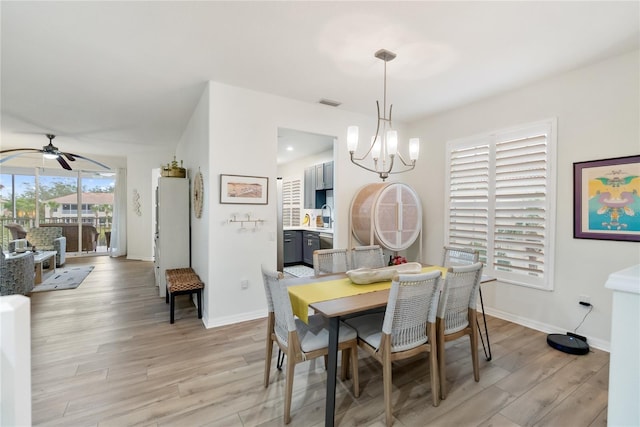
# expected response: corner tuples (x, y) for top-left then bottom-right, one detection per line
(165, 268), (204, 324)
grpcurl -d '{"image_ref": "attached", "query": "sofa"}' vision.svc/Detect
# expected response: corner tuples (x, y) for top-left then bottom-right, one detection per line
(0, 250), (35, 295)
(10, 227), (66, 267)
(39, 223), (99, 253)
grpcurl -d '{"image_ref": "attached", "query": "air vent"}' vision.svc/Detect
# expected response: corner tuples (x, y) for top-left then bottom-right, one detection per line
(319, 98), (341, 107)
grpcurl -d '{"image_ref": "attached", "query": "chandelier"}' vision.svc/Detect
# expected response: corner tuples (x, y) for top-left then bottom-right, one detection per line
(347, 49), (420, 181)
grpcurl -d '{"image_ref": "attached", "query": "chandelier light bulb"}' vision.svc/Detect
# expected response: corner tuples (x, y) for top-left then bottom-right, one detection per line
(386, 130), (398, 156)
(409, 138), (420, 160)
(371, 136), (381, 160)
(347, 126), (359, 152)
(43, 153), (58, 160)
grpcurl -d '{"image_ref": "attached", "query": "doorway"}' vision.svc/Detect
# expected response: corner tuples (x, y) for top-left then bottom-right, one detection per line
(276, 128), (335, 273)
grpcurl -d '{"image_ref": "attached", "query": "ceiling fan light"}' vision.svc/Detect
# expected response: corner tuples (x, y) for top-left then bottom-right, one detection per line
(43, 153), (58, 160)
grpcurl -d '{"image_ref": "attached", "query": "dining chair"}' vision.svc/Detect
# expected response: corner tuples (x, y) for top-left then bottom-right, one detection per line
(436, 261), (483, 399)
(345, 270), (443, 426)
(441, 245), (479, 267)
(313, 248), (351, 276)
(441, 245), (494, 361)
(262, 265), (360, 424)
(260, 266), (285, 388)
(351, 244), (386, 269)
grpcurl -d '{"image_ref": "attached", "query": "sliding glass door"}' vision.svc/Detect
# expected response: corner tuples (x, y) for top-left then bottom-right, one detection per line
(1, 167), (115, 254)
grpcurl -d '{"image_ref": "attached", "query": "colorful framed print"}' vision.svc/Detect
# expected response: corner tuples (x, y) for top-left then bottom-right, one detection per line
(573, 155), (640, 242)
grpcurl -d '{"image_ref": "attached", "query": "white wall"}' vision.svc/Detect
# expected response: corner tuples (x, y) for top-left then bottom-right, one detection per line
(126, 149), (173, 260)
(176, 83), (211, 318)
(202, 81), (403, 327)
(406, 50), (640, 349)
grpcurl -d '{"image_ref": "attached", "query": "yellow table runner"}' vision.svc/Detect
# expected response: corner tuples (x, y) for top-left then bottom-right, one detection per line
(288, 266), (448, 323)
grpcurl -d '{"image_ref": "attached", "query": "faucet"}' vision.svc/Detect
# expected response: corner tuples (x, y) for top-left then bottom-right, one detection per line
(320, 204), (333, 229)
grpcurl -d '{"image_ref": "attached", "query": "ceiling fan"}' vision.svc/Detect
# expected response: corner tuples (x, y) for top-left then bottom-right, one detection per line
(0, 134), (110, 171)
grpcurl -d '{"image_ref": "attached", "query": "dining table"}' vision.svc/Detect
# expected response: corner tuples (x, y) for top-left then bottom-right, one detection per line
(284, 265), (495, 427)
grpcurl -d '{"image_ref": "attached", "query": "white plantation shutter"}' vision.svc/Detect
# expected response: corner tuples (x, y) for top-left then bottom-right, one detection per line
(282, 177), (302, 227)
(446, 119), (556, 290)
(447, 142), (490, 262)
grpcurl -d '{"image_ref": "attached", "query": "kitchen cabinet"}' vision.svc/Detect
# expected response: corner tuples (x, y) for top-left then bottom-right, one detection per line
(315, 161), (333, 190)
(304, 167), (315, 209)
(323, 161), (333, 189)
(302, 231), (320, 265)
(283, 230), (302, 265)
(304, 161), (333, 208)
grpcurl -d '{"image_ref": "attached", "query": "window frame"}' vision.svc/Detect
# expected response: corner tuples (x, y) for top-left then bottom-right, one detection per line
(445, 118), (557, 290)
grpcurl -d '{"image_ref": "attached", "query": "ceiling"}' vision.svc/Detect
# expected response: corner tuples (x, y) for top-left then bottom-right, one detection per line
(1, 1), (638, 161)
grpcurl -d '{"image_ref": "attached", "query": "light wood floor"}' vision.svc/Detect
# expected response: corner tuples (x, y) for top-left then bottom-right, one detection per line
(30, 256), (609, 426)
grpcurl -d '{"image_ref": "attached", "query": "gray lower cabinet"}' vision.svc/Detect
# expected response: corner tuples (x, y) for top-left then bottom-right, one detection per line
(283, 230), (302, 265)
(302, 231), (320, 266)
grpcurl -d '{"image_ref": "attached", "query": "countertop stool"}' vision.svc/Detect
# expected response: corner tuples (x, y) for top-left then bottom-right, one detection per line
(165, 268), (204, 324)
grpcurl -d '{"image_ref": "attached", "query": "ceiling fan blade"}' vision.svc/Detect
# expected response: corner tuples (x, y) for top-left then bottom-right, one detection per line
(63, 152), (76, 161)
(0, 150), (45, 164)
(0, 148), (43, 154)
(65, 153), (110, 170)
(56, 155), (72, 170)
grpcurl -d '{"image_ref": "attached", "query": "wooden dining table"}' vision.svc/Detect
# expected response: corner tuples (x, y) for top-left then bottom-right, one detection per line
(284, 266), (495, 427)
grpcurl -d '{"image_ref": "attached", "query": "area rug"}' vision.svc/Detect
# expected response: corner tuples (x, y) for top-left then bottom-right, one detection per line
(283, 265), (315, 278)
(31, 265), (95, 292)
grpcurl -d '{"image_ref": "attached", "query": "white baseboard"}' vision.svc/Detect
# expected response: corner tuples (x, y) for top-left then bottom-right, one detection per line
(202, 309), (267, 329)
(481, 305), (610, 352)
(127, 255), (154, 262)
(198, 304), (611, 351)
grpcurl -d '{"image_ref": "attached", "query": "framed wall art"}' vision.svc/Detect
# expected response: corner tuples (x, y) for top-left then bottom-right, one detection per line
(573, 155), (640, 242)
(220, 174), (268, 205)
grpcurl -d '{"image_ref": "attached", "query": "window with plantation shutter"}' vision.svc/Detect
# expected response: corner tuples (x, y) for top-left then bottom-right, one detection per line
(445, 119), (557, 290)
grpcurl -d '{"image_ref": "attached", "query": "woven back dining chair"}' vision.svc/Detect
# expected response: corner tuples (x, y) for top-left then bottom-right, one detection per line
(264, 265), (360, 424)
(345, 270), (443, 426)
(436, 261), (483, 399)
(261, 265), (285, 388)
(441, 246), (479, 267)
(351, 245), (386, 269)
(313, 248), (351, 276)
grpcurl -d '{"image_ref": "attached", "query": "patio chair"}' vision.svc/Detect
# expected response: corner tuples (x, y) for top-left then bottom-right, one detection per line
(23, 227), (66, 267)
(0, 250), (35, 296)
(4, 223), (27, 240)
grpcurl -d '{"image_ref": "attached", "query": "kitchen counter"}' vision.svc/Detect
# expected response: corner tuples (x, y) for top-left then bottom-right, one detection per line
(284, 226), (333, 234)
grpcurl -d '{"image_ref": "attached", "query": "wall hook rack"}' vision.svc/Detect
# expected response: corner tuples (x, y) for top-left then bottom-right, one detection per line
(228, 213), (265, 229)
